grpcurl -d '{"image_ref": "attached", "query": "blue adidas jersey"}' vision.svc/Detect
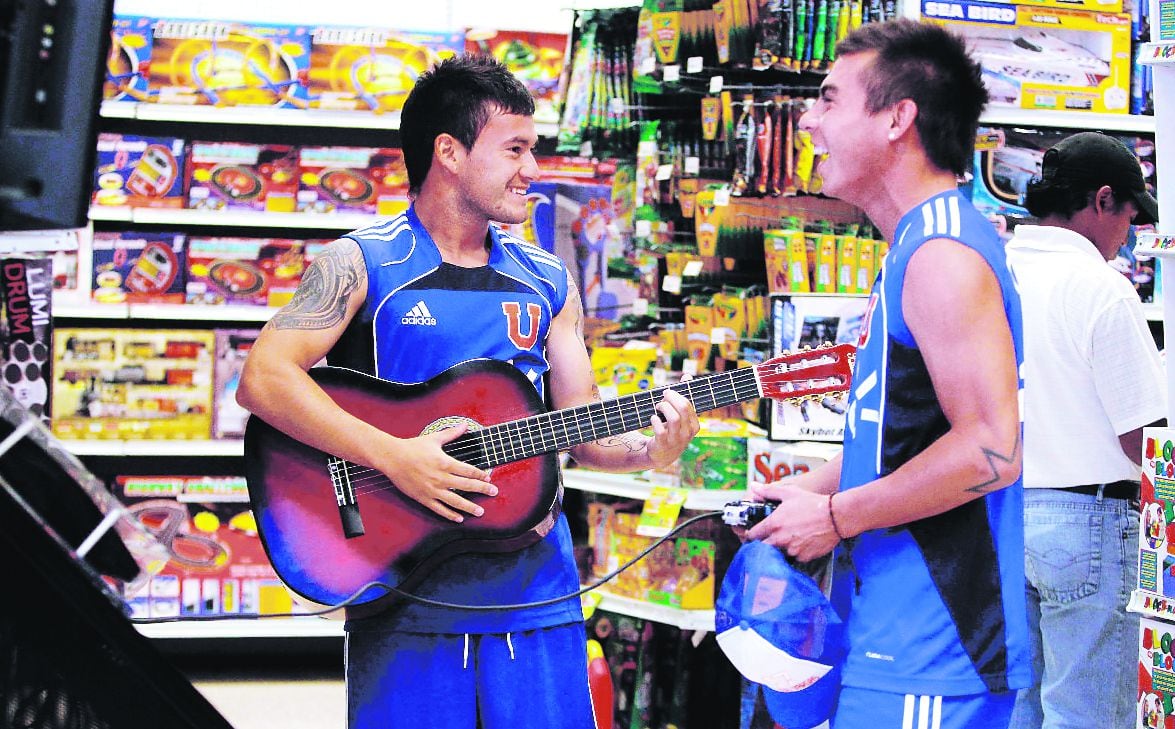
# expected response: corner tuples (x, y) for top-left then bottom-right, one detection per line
(334, 206), (583, 634)
(838, 190), (1030, 696)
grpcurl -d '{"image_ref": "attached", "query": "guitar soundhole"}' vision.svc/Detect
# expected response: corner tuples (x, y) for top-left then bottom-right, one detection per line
(424, 416), (491, 474)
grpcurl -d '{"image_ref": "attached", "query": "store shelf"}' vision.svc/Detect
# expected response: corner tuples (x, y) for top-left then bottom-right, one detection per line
(134, 616), (342, 640)
(562, 469), (744, 512)
(978, 108), (1156, 134)
(586, 590), (715, 631)
(99, 100), (560, 137)
(89, 205), (378, 231)
(54, 296), (279, 322)
(63, 439), (244, 457)
(1128, 589), (1175, 621)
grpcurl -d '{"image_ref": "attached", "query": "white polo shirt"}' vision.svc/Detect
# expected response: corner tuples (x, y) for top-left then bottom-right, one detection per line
(1006, 225), (1166, 489)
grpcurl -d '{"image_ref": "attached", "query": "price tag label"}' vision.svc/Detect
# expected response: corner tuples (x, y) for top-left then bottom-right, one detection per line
(683, 260), (704, 277)
(710, 327), (726, 344)
(713, 188), (731, 206)
(682, 359), (698, 377)
(709, 75), (724, 93)
(662, 274), (682, 293)
(632, 298), (650, 316)
(687, 56), (704, 73)
(635, 219), (653, 237)
(656, 164), (674, 181)
(608, 97), (625, 113)
(640, 56), (656, 75)
(598, 384), (619, 401)
(579, 141), (593, 157)
(684, 156), (700, 175)
(636, 486), (689, 537)
(663, 65), (681, 82)
(638, 140), (658, 156)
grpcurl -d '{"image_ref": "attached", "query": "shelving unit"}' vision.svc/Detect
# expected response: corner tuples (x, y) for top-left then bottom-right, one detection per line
(135, 616), (343, 640)
(978, 108), (1156, 134)
(88, 205), (378, 231)
(587, 591), (715, 632)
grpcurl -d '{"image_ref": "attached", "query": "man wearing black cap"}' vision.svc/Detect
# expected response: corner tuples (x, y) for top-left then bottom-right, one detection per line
(1006, 131), (1165, 729)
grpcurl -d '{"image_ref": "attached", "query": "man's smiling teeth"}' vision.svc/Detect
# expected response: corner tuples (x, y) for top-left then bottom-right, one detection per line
(510, 188), (527, 195)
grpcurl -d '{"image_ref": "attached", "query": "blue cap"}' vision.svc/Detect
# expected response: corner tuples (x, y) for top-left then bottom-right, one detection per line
(715, 541), (846, 729)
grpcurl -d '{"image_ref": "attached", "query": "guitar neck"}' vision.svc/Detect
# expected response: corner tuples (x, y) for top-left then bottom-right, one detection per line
(444, 366), (762, 469)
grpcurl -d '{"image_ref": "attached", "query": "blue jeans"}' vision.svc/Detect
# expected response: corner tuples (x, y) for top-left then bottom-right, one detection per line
(1009, 487), (1139, 729)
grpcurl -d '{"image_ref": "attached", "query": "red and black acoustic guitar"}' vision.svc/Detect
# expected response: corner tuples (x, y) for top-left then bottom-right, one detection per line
(243, 344), (854, 610)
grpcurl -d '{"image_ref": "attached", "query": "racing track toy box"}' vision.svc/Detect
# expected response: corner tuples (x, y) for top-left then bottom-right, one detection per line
(103, 15), (154, 103)
(186, 142), (299, 213)
(51, 328), (214, 440)
(185, 237), (305, 307)
(306, 26), (464, 113)
(92, 133), (187, 209)
(146, 20), (310, 108)
(921, 0), (1132, 114)
(464, 29), (569, 125)
(296, 146), (409, 216)
(91, 231), (186, 304)
(117, 475), (293, 618)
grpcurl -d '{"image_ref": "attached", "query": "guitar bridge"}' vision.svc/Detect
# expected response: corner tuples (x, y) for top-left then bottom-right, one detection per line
(328, 456), (365, 539)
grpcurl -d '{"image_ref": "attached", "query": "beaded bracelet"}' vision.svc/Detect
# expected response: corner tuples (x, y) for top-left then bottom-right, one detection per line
(828, 493), (846, 540)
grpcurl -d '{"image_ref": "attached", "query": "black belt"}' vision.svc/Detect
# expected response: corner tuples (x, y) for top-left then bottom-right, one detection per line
(1064, 480), (1139, 500)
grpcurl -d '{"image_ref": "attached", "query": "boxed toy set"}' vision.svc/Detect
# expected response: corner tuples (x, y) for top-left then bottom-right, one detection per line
(147, 20), (311, 108)
(51, 328), (215, 440)
(1138, 615), (1175, 729)
(678, 419), (758, 491)
(185, 237), (305, 307)
(212, 329), (260, 439)
(747, 438), (844, 488)
(497, 181), (557, 254)
(91, 232), (187, 304)
(921, 0), (1133, 114)
(104, 15), (155, 103)
(118, 475), (292, 618)
(465, 29), (569, 124)
(296, 146), (409, 216)
(1139, 428), (1175, 601)
(590, 343), (659, 399)
(187, 142), (299, 213)
(306, 26), (463, 113)
(0, 258), (53, 425)
(92, 134), (187, 209)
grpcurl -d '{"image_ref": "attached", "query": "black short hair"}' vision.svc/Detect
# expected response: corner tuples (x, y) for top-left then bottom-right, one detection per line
(836, 19), (988, 177)
(1023, 178), (1132, 220)
(399, 54), (535, 195)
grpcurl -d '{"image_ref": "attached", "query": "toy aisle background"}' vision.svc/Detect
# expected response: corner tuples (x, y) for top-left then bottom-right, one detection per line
(0, 0), (1163, 726)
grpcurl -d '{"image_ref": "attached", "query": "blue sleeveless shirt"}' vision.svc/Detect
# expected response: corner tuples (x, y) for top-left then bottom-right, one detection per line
(838, 189), (1031, 695)
(334, 206), (583, 634)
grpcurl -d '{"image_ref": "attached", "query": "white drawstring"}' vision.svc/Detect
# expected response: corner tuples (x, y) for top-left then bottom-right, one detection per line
(506, 632), (515, 661)
(463, 634), (470, 669)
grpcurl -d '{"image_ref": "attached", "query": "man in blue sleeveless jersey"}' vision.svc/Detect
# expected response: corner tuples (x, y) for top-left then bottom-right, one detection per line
(237, 55), (699, 729)
(746, 20), (1031, 729)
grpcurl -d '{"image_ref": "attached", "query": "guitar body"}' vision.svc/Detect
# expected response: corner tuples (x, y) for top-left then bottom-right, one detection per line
(243, 361), (560, 610)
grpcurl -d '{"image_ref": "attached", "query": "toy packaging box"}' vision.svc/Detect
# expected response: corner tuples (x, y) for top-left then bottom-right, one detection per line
(147, 20), (310, 108)
(921, 0), (1133, 114)
(465, 29), (568, 124)
(117, 475), (293, 618)
(679, 419), (759, 491)
(1139, 428), (1175, 600)
(769, 294), (865, 441)
(0, 227), (89, 306)
(0, 257), (53, 425)
(590, 343), (659, 399)
(91, 231), (186, 304)
(307, 26), (463, 113)
(496, 181), (557, 254)
(187, 142), (299, 213)
(104, 15), (154, 102)
(747, 438), (843, 488)
(1138, 615), (1175, 729)
(51, 327), (214, 440)
(296, 146), (409, 216)
(92, 133), (187, 209)
(212, 328), (260, 439)
(186, 237), (304, 307)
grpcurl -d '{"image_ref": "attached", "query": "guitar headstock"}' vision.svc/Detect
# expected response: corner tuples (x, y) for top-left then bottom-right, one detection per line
(755, 343), (855, 403)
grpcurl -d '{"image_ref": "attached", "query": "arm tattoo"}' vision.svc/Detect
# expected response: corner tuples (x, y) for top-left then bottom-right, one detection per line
(595, 432), (649, 454)
(566, 270), (585, 340)
(964, 434), (1021, 494)
(269, 243), (365, 331)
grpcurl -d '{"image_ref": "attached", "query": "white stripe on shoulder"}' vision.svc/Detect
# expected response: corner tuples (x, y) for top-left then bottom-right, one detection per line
(349, 213), (412, 241)
(921, 203), (934, 238)
(920, 195), (964, 241)
(947, 195), (962, 238)
(507, 239), (564, 270)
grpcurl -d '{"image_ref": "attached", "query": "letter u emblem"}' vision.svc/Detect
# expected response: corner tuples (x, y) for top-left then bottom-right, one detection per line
(502, 302), (542, 350)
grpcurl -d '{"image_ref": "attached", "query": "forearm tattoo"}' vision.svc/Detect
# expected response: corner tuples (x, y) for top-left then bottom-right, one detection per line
(269, 244), (365, 331)
(965, 433), (1021, 494)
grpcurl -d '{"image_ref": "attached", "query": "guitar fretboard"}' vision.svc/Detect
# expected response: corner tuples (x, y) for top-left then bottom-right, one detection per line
(444, 366), (762, 470)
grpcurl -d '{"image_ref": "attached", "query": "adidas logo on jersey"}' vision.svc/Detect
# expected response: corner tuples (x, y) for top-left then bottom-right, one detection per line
(402, 301), (436, 326)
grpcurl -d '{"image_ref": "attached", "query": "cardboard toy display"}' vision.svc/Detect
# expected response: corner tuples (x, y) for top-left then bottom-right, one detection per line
(91, 232), (187, 304)
(186, 142), (299, 213)
(0, 258), (53, 425)
(185, 237), (305, 307)
(296, 146), (409, 216)
(92, 134), (187, 209)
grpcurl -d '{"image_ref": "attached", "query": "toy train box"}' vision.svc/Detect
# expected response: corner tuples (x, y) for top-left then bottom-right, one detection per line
(1138, 615), (1175, 729)
(0, 257), (53, 425)
(104, 15), (155, 102)
(91, 231), (186, 304)
(921, 0), (1132, 114)
(465, 29), (568, 124)
(186, 142), (299, 213)
(92, 133), (187, 209)
(306, 26), (463, 113)
(185, 237), (304, 307)
(117, 475), (293, 618)
(296, 146), (409, 215)
(212, 328), (260, 440)
(146, 20), (310, 108)
(1139, 428), (1175, 599)
(51, 328), (214, 440)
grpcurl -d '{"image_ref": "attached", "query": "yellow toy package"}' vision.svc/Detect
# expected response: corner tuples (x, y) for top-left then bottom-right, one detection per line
(465, 29), (568, 125)
(307, 27), (463, 113)
(590, 344), (659, 397)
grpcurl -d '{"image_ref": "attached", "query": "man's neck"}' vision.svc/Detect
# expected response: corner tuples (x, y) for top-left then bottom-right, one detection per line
(413, 187), (492, 266)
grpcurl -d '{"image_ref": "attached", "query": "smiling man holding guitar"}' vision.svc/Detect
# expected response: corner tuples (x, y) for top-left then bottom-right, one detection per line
(236, 54), (702, 729)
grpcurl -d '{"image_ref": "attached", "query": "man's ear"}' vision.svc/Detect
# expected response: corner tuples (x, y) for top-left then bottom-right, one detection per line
(1092, 185), (1115, 215)
(889, 99), (918, 141)
(433, 133), (465, 175)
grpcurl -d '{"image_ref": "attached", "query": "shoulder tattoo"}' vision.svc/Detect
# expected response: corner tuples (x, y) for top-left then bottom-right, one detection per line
(269, 242), (365, 331)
